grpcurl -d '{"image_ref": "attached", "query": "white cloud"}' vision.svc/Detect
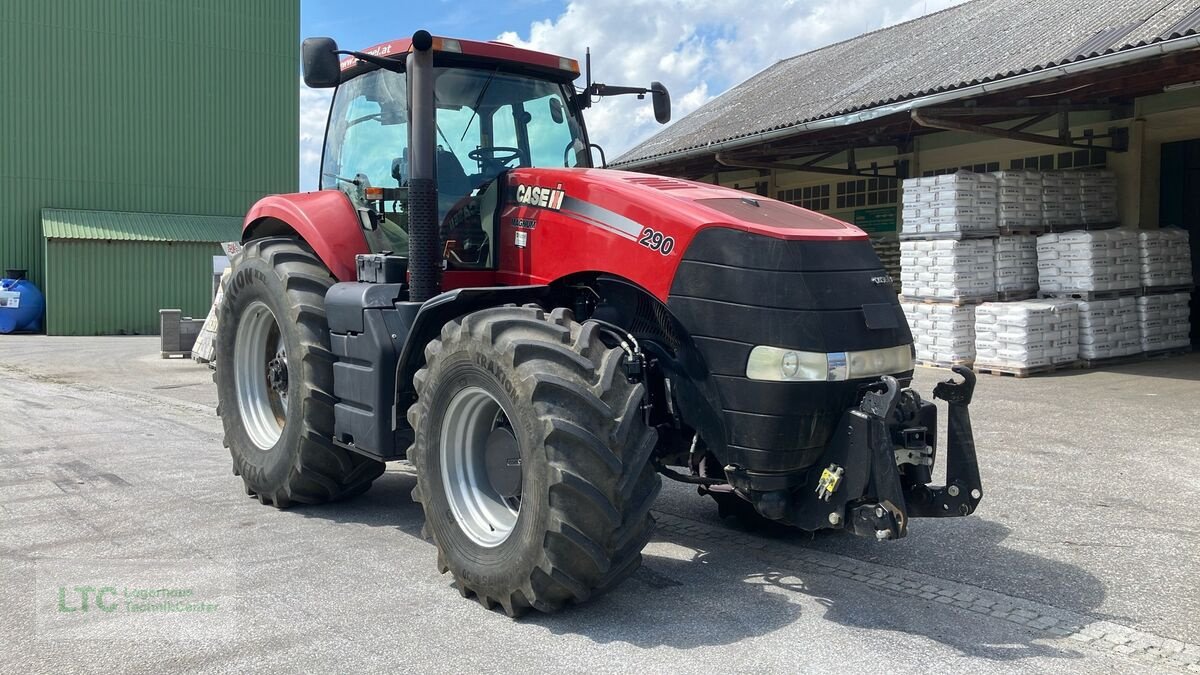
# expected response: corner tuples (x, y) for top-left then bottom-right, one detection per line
(497, 0), (970, 160)
(299, 82), (333, 191)
(298, 0), (968, 186)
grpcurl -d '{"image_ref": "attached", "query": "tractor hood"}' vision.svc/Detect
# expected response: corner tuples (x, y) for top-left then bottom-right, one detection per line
(505, 167), (867, 242)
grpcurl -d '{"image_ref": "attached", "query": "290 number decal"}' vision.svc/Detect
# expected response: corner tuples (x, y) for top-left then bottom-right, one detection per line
(638, 227), (675, 255)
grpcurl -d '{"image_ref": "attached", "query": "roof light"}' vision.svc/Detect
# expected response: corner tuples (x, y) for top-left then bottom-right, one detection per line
(436, 38), (462, 53)
(560, 57), (580, 73)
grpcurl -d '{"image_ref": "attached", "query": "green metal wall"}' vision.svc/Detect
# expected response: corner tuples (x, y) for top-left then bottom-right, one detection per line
(0, 0), (298, 288)
(44, 240), (221, 336)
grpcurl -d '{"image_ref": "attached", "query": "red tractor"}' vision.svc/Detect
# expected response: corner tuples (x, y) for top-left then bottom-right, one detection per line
(216, 30), (982, 616)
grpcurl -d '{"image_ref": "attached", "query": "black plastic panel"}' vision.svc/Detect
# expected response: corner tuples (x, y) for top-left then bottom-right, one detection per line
(677, 227), (883, 271)
(667, 227), (913, 473)
(327, 282), (420, 460)
(670, 296), (909, 353)
(671, 262), (897, 309)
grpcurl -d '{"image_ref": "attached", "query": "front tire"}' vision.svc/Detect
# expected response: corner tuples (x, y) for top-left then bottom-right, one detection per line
(408, 306), (660, 616)
(215, 237), (384, 507)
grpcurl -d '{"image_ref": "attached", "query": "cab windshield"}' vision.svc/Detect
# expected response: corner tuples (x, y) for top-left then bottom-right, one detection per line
(320, 65), (589, 264)
(320, 66), (588, 199)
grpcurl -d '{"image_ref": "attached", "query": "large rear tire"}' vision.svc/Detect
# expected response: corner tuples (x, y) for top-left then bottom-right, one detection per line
(408, 305), (660, 616)
(215, 237), (384, 507)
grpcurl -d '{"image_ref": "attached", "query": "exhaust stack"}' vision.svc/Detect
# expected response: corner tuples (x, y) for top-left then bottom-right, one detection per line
(406, 30), (440, 303)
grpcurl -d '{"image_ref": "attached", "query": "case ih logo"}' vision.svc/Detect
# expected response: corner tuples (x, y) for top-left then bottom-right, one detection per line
(515, 184), (565, 210)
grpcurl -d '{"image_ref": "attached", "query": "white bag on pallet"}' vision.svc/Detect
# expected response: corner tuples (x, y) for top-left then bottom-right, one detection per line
(1036, 229), (1139, 294)
(975, 300), (1079, 369)
(900, 171), (998, 236)
(900, 238), (996, 300)
(901, 302), (976, 364)
(993, 235), (1038, 293)
(1137, 228), (1193, 288)
(1137, 292), (1191, 352)
(1076, 297), (1141, 360)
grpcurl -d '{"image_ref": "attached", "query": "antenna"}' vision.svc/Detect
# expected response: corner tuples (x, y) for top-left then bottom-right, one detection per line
(585, 47), (592, 92)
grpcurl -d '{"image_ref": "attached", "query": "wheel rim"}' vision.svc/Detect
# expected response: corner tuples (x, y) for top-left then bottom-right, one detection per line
(440, 386), (522, 548)
(234, 301), (288, 450)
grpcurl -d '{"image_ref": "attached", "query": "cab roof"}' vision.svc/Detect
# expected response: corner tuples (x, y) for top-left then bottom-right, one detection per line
(338, 35), (582, 83)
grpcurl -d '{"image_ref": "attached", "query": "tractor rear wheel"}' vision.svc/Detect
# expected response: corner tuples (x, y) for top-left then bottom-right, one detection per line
(408, 305), (660, 616)
(215, 236), (384, 507)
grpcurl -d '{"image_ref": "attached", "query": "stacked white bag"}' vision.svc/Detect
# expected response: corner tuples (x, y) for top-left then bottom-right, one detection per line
(993, 171), (1042, 231)
(975, 300), (1079, 369)
(1043, 170), (1086, 228)
(900, 239), (996, 300)
(900, 171), (998, 236)
(993, 235), (1038, 295)
(901, 302), (976, 364)
(1078, 170), (1119, 225)
(1137, 292), (1191, 352)
(1137, 228), (1193, 288)
(1036, 229), (1139, 294)
(1077, 297), (1141, 360)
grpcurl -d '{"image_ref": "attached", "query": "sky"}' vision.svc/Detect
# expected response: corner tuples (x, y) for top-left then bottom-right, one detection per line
(299, 0), (970, 190)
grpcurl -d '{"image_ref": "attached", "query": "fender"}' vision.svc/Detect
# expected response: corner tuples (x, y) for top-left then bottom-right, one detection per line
(242, 191), (370, 282)
(391, 285), (552, 433)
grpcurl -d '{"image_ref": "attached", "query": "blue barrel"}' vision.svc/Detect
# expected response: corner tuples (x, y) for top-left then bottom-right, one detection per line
(0, 269), (45, 334)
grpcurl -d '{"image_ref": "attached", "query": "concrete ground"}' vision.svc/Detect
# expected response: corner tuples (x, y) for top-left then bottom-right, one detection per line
(1, 335), (1198, 673)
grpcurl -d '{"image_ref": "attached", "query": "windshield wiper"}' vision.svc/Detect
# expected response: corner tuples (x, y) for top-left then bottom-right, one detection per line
(459, 68), (499, 142)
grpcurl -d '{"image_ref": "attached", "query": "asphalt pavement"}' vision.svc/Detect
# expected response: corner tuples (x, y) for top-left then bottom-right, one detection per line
(1, 335), (1198, 673)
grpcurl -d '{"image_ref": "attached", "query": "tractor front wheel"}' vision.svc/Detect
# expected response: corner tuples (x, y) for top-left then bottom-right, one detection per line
(408, 306), (660, 616)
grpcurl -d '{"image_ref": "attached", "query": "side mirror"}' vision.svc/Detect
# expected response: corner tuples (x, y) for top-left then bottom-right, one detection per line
(302, 37), (341, 88)
(650, 81), (671, 124)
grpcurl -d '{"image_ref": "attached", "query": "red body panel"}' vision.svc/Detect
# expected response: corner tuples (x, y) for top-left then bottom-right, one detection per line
(244, 170), (865, 300)
(491, 169), (866, 301)
(339, 36), (579, 81)
(243, 191), (369, 282)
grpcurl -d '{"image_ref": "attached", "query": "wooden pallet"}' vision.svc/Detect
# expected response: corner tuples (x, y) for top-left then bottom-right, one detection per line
(997, 227), (1045, 237)
(1038, 288), (1139, 302)
(914, 359), (974, 370)
(995, 290), (1038, 302)
(1144, 346), (1193, 360)
(1140, 284), (1194, 296)
(1046, 222), (1121, 233)
(975, 361), (1079, 378)
(899, 294), (997, 306)
(1078, 353), (1147, 369)
(899, 229), (999, 242)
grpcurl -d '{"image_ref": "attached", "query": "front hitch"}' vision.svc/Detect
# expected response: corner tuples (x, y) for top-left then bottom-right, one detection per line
(756, 366), (983, 540)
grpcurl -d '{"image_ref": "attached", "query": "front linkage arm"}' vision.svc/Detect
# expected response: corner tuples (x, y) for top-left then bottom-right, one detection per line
(905, 365), (983, 518)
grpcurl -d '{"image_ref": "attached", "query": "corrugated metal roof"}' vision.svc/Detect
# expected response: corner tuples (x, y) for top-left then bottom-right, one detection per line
(41, 209), (242, 243)
(615, 0), (1200, 167)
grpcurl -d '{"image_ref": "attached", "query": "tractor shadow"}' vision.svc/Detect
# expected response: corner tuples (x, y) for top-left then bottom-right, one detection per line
(298, 470), (1104, 664)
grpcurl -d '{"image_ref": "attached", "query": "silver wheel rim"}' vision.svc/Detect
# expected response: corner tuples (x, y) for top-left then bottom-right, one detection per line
(440, 386), (521, 548)
(234, 301), (288, 450)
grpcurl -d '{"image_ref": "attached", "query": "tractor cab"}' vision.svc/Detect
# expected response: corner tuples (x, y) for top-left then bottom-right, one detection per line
(305, 35), (667, 273)
(320, 57), (589, 264)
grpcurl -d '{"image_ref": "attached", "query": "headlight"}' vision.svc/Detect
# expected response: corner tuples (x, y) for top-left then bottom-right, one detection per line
(746, 346), (828, 381)
(746, 344), (913, 382)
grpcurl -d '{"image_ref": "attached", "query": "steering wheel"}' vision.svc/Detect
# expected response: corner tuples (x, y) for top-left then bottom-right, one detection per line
(468, 146), (522, 166)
